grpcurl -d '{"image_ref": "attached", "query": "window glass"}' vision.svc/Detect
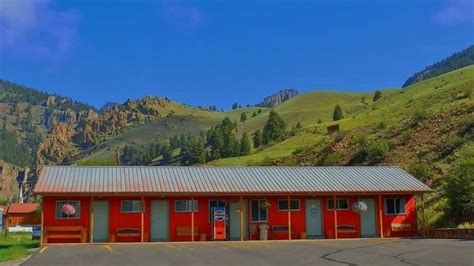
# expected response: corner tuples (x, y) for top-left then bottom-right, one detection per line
(121, 200), (141, 213)
(175, 200), (198, 212)
(337, 199), (349, 210)
(385, 198), (406, 214)
(277, 199), (300, 211)
(56, 201), (81, 219)
(250, 199), (268, 222)
(328, 199), (349, 210)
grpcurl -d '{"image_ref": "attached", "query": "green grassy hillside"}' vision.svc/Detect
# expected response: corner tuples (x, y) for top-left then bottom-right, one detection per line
(211, 66), (473, 167)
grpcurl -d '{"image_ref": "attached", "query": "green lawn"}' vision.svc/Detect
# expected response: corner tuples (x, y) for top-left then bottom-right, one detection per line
(0, 232), (39, 263)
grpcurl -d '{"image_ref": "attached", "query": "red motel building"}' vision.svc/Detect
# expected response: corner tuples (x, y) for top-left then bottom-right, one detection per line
(34, 166), (430, 244)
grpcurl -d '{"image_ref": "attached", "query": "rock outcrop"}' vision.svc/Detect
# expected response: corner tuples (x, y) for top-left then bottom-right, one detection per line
(257, 89), (299, 107)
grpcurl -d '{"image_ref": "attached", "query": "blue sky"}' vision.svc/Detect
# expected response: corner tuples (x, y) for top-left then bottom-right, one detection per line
(1, 0), (473, 109)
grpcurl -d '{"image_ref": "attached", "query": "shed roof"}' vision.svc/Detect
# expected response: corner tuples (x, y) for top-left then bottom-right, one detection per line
(6, 203), (39, 214)
(34, 166), (430, 195)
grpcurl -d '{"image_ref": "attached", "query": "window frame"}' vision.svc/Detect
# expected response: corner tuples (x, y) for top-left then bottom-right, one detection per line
(55, 200), (81, 220)
(174, 200), (198, 213)
(327, 198), (349, 211)
(250, 199), (268, 223)
(277, 199), (300, 212)
(120, 200), (142, 213)
(384, 198), (406, 215)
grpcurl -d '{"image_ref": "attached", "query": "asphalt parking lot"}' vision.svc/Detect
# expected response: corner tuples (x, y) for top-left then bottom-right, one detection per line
(23, 238), (473, 266)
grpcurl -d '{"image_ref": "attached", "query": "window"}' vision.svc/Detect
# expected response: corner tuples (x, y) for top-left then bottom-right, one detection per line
(56, 200), (81, 219)
(121, 200), (142, 213)
(385, 198), (406, 215)
(209, 200), (226, 221)
(250, 199), (268, 222)
(175, 200), (198, 212)
(277, 199), (300, 211)
(327, 199), (349, 210)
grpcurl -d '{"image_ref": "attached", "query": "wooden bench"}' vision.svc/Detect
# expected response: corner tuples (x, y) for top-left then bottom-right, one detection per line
(176, 226), (200, 240)
(44, 226), (87, 243)
(337, 224), (357, 233)
(271, 225), (296, 239)
(116, 228), (140, 237)
(391, 223), (412, 232)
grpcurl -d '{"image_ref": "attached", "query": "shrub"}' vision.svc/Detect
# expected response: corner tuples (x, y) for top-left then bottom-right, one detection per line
(373, 90), (382, 102)
(366, 140), (391, 163)
(322, 152), (343, 166)
(444, 158), (474, 224)
(438, 136), (465, 158)
(400, 128), (415, 143)
(411, 109), (428, 127)
(376, 121), (387, 130)
(409, 163), (429, 182)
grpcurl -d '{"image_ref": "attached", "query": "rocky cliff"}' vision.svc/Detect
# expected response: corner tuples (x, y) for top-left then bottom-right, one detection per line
(257, 89), (299, 107)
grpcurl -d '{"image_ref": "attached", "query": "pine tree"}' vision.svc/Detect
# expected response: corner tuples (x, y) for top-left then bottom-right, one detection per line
(240, 112), (248, 123)
(333, 105), (344, 121)
(373, 90), (382, 102)
(253, 130), (262, 148)
(161, 144), (173, 163)
(240, 132), (251, 155)
(262, 110), (287, 144)
(252, 111), (257, 117)
(232, 103), (239, 110)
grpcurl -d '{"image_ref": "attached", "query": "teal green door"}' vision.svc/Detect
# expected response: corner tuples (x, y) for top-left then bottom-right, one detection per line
(305, 199), (322, 238)
(151, 200), (169, 241)
(360, 198), (377, 237)
(230, 201), (248, 240)
(93, 201), (109, 242)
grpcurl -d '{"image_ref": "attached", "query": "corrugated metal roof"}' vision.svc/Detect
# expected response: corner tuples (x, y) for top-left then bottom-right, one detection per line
(34, 166), (431, 195)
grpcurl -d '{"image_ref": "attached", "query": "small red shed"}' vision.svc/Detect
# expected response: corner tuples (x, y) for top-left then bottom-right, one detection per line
(34, 166), (430, 244)
(5, 203), (40, 227)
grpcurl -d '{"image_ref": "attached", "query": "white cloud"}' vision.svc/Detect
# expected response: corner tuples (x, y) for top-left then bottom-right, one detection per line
(0, 0), (79, 59)
(435, 0), (474, 25)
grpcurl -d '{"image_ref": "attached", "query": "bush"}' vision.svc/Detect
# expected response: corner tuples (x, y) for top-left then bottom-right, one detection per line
(409, 163), (429, 182)
(400, 128), (415, 143)
(322, 152), (343, 166)
(376, 121), (387, 130)
(411, 109), (428, 127)
(444, 158), (474, 224)
(366, 140), (391, 163)
(438, 136), (465, 158)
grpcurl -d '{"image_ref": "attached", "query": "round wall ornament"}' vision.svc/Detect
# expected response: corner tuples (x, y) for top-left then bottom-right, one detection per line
(352, 200), (368, 213)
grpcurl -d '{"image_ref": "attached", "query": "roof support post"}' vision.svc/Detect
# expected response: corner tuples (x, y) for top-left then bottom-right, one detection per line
(288, 195), (292, 240)
(141, 196), (144, 242)
(333, 195), (338, 239)
(421, 193), (426, 237)
(240, 195), (244, 242)
(40, 209), (44, 245)
(90, 196), (94, 243)
(378, 195), (384, 238)
(191, 196), (195, 242)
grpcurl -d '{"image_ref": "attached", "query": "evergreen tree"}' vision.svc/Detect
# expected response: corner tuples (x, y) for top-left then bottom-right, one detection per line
(253, 130), (262, 148)
(161, 144), (173, 163)
(262, 110), (287, 144)
(252, 111), (257, 117)
(180, 136), (206, 165)
(154, 142), (161, 156)
(333, 105), (344, 121)
(232, 103), (239, 110)
(373, 90), (382, 102)
(240, 132), (251, 155)
(240, 112), (248, 123)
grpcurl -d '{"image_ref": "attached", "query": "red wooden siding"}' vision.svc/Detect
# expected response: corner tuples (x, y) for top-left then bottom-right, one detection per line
(42, 194), (418, 243)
